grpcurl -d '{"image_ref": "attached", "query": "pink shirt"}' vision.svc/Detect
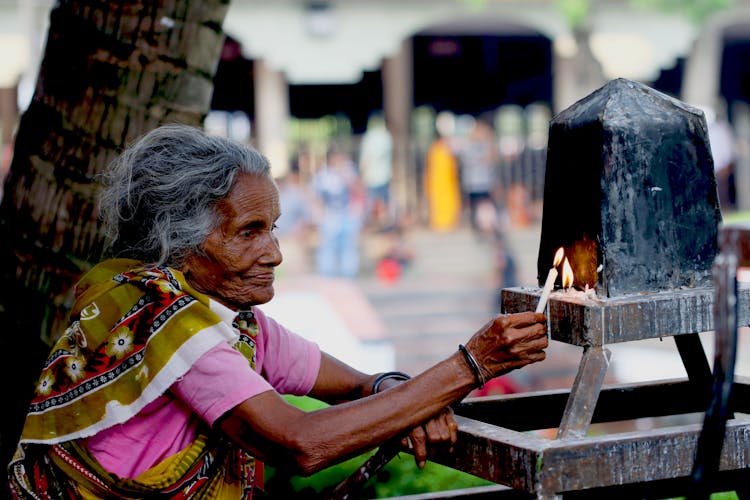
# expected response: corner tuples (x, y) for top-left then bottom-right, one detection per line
(85, 305), (321, 478)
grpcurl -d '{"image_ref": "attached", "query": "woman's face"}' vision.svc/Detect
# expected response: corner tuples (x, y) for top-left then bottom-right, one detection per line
(182, 173), (283, 310)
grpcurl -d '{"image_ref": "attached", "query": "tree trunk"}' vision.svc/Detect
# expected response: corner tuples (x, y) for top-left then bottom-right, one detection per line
(0, 0), (230, 475)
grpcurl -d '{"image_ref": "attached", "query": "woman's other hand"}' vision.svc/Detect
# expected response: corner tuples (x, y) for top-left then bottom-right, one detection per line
(401, 406), (458, 468)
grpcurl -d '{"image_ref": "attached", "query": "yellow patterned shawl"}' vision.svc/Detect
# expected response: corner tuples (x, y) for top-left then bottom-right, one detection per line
(8, 259), (260, 499)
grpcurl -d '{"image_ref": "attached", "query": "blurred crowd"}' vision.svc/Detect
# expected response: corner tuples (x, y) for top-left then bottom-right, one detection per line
(271, 105), (556, 296)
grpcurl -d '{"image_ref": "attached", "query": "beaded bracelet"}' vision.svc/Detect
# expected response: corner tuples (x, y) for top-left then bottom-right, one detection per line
(372, 371), (411, 393)
(458, 344), (486, 388)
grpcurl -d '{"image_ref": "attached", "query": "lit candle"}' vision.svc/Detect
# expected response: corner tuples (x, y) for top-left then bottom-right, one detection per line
(536, 247), (564, 313)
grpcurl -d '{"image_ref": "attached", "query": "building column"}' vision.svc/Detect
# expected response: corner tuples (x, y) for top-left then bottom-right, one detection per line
(0, 86), (17, 146)
(0, 86), (17, 183)
(382, 38), (414, 220)
(254, 58), (290, 177)
(682, 20), (750, 211)
(733, 102), (750, 211)
(681, 22), (722, 109)
(553, 28), (606, 112)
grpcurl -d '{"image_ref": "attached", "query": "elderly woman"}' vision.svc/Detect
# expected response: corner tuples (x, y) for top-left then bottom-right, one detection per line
(8, 124), (548, 499)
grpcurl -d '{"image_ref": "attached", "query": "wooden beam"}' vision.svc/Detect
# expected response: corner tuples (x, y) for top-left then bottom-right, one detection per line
(501, 284), (750, 346)
(434, 415), (750, 497)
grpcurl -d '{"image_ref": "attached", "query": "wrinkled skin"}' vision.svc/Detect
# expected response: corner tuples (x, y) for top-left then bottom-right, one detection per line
(466, 312), (549, 382)
(183, 173), (549, 475)
(183, 173), (283, 309)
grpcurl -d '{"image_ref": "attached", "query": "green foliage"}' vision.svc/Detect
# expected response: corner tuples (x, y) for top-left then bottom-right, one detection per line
(555, 0), (592, 28)
(462, 0), (489, 11)
(723, 211), (750, 224)
(630, 0), (735, 23)
(370, 458), (493, 498)
(554, 0), (734, 28)
(661, 493), (738, 500)
(265, 450), (493, 498)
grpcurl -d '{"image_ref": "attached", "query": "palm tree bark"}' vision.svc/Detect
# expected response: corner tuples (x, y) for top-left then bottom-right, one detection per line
(0, 0), (230, 474)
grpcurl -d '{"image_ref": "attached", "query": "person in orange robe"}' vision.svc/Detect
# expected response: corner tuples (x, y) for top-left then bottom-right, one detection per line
(424, 134), (461, 231)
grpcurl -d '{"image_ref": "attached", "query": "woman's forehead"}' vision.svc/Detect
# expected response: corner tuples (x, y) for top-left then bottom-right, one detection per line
(220, 174), (279, 216)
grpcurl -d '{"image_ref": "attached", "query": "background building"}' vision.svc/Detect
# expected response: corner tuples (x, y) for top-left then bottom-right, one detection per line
(2, 0), (750, 214)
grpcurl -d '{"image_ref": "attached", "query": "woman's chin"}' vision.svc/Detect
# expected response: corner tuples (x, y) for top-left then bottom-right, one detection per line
(245, 286), (275, 307)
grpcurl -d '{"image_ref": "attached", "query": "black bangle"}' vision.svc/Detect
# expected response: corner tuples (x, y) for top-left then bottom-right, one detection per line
(372, 371), (411, 393)
(458, 344), (486, 388)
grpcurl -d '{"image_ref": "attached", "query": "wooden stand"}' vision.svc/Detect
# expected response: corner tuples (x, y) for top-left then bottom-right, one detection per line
(435, 284), (750, 499)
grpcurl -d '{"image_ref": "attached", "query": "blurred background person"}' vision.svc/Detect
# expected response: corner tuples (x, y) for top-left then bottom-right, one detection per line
(704, 103), (737, 212)
(275, 158), (315, 275)
(424, 112), (462, 232)
(374, 224), (415, 285)
(311, 145), (366, 278)
(359, 112), (394, 230)
(457, 118), (500, 237)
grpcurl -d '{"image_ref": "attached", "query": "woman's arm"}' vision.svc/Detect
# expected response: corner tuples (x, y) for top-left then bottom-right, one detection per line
(217, 311), (547, 476)
(306, 352), (379, 404)
(218, 350), (472, 475)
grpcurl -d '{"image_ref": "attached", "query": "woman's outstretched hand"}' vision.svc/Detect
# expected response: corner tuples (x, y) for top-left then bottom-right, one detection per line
(465, 311), (549, 384)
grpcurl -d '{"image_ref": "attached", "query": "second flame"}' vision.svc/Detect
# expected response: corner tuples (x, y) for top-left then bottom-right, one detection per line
(561, 258), (574, 288)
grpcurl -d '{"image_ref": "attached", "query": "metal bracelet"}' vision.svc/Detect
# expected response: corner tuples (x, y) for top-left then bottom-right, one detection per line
(372, 371), (411, 393)
(458, 344), (486, 388)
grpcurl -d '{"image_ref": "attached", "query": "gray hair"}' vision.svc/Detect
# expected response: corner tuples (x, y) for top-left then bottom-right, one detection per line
(98, 123), (272, 267)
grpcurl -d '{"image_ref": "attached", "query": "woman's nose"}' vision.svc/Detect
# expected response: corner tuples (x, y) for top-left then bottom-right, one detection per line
(260, 232), (283, 266)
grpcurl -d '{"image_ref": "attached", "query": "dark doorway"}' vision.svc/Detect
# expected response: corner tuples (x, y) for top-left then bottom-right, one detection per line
(210, 39), (382, 135)
(289, 70), (383, 134)
(412, 33), (553, 115)
(213, 31), (555, 130)
(651, 57), (684, 99)
(211, 35), (255, 117)
(720, 26), (750, 122)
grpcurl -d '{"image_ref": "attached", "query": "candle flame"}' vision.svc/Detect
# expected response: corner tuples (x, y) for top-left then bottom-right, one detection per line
(553, 247), (564, 267)
(562, 257), (574, 288)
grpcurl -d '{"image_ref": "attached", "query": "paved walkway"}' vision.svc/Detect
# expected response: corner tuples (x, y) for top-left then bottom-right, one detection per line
(354, 222), (587, 391)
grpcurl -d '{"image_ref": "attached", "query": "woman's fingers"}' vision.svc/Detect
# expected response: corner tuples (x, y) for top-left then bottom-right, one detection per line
(409, 425), (428, 468)
(506, 311), (547, 327)
(423, 408), (457, 444)
(406, 408), (460, 468)
(467, 312), (550, 379)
